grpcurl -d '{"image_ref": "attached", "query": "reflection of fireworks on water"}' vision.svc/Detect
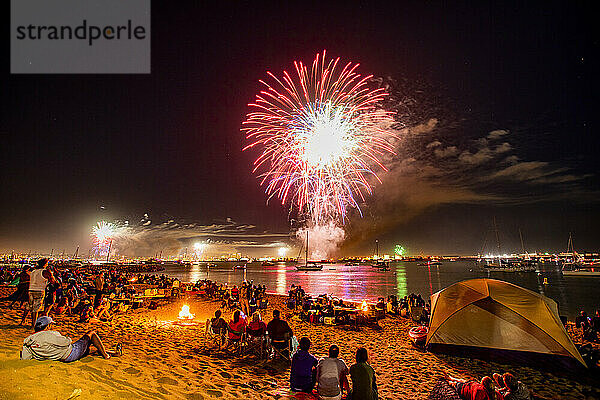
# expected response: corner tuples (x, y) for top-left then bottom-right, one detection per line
(91, 221), (117, 256)
(243, 50), (395, 225)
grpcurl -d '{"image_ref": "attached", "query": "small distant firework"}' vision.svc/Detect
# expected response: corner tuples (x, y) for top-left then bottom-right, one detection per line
(91, 221), (116, 256)
(394, 244), (405, 256)
(243, 50), (395, 224)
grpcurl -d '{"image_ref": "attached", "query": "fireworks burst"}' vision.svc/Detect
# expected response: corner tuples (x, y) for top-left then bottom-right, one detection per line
(91, 221), (117, 256)
(243, 50), (395, 224)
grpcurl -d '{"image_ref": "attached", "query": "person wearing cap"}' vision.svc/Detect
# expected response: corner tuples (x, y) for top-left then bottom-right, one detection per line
(21, 316), (122, 362)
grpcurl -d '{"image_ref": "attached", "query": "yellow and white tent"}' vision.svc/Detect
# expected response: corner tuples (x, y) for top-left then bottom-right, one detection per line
(426, 278), (585, 367)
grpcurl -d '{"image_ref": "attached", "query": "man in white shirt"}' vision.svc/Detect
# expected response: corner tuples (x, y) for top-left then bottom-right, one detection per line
(21, 316), (121, 362)
(20, 258), (54, 328)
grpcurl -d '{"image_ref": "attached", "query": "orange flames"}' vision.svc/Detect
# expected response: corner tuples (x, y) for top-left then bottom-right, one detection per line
(178, 304), (195, 320)
(360, 300), (369, 312)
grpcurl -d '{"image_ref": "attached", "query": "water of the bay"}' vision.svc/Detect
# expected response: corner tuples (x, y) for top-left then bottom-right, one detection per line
(151, 261), (599, 320)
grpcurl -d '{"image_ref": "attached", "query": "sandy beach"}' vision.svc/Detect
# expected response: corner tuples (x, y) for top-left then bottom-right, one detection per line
(0, 286), (598, 400)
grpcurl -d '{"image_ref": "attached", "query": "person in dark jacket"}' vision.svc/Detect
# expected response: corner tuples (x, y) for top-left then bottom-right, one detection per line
(290, 337), (318, 392)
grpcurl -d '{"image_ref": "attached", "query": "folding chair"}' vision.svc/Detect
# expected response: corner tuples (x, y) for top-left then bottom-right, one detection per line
(204, 319), (226, 350)
(269, 335), (291, 361)
(245, 327), (266, 359)
(226, 325), (245, 356)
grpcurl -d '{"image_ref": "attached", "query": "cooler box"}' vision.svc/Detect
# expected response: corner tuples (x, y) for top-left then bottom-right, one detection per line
(324, 317), (336, 325)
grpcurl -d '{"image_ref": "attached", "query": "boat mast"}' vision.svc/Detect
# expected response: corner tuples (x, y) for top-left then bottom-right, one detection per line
(305, 230), (309, 266)
(519, 228), (526, 255)
(493, 217), (501, 266)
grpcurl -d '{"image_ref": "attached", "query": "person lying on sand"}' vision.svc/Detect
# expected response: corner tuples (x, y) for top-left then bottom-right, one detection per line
(446, 375), (502, 400)
(493, 373), (531, 400)
(20, 316), (122, 363)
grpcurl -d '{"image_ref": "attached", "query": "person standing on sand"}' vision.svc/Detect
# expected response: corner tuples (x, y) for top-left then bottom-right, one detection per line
(6, 265), (31, 309)
(21, 316), (121, 362)
(20, 258), (54, 328)
(240, 282), (250, 316)
(93, 273), (104, 309)
(315, 344), (349, 400)
(348, 347), (377, 400)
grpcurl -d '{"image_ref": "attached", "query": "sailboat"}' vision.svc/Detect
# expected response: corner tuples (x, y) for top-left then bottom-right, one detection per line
(370, 240), (389, 270)
(562, 233), (600, 276)
(481, 219), (536, 272)
(296, 231), (323, 271)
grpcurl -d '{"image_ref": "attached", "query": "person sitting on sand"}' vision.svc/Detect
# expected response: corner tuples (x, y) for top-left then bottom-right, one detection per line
(21, 316), (122, 362)
(592, 310), (600, 337)
(290, 337), (318, 393)
(96, 298), (113, 321)
(316, 344), (349, 400)
(493, 373), (530, 400)
(576, 310), (591, 332)
(349, 347), (377, 400)
(446, 375), (501, 400)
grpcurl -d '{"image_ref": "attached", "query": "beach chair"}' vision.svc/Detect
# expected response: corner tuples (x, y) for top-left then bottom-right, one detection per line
(204, 319), (225, 350)
(269, 335), (292, 361)
(226, 325), (246, 356)
(245, 327), (266, 359)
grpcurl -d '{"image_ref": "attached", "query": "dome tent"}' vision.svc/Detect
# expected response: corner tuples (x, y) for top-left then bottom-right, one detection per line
(426, 278), (586, 368)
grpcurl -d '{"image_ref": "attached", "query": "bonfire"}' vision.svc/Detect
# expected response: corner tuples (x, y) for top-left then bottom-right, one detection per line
(360, 300), (369, 313)
(178, 304), (195, 320)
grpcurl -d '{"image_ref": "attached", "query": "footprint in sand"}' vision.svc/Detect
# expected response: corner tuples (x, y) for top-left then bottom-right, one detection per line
(123, 366), (141, 375)
(218, 371), (231, 379)
(205, 389), (223, 398)
(157, 377), (179, 386)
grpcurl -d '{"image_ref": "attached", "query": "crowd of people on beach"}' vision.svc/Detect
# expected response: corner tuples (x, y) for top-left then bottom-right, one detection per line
(3, 261), (595, 400)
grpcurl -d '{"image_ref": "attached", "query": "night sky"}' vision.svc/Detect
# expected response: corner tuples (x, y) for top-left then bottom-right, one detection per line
(1, 2), (598, 256)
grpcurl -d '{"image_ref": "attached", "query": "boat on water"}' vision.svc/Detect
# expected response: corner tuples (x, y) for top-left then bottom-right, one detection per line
(295, 231), (323, 272)
(417, 261), (442, 266)
(562, 261), (600, 276)
(261, 261), (275, 266)
(233, 264), (247, 270)
(559, 233), (600, 276)
(296, 262), (324, 271)
(369, 240), (390, 270)
(481, 258), (537, 272)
